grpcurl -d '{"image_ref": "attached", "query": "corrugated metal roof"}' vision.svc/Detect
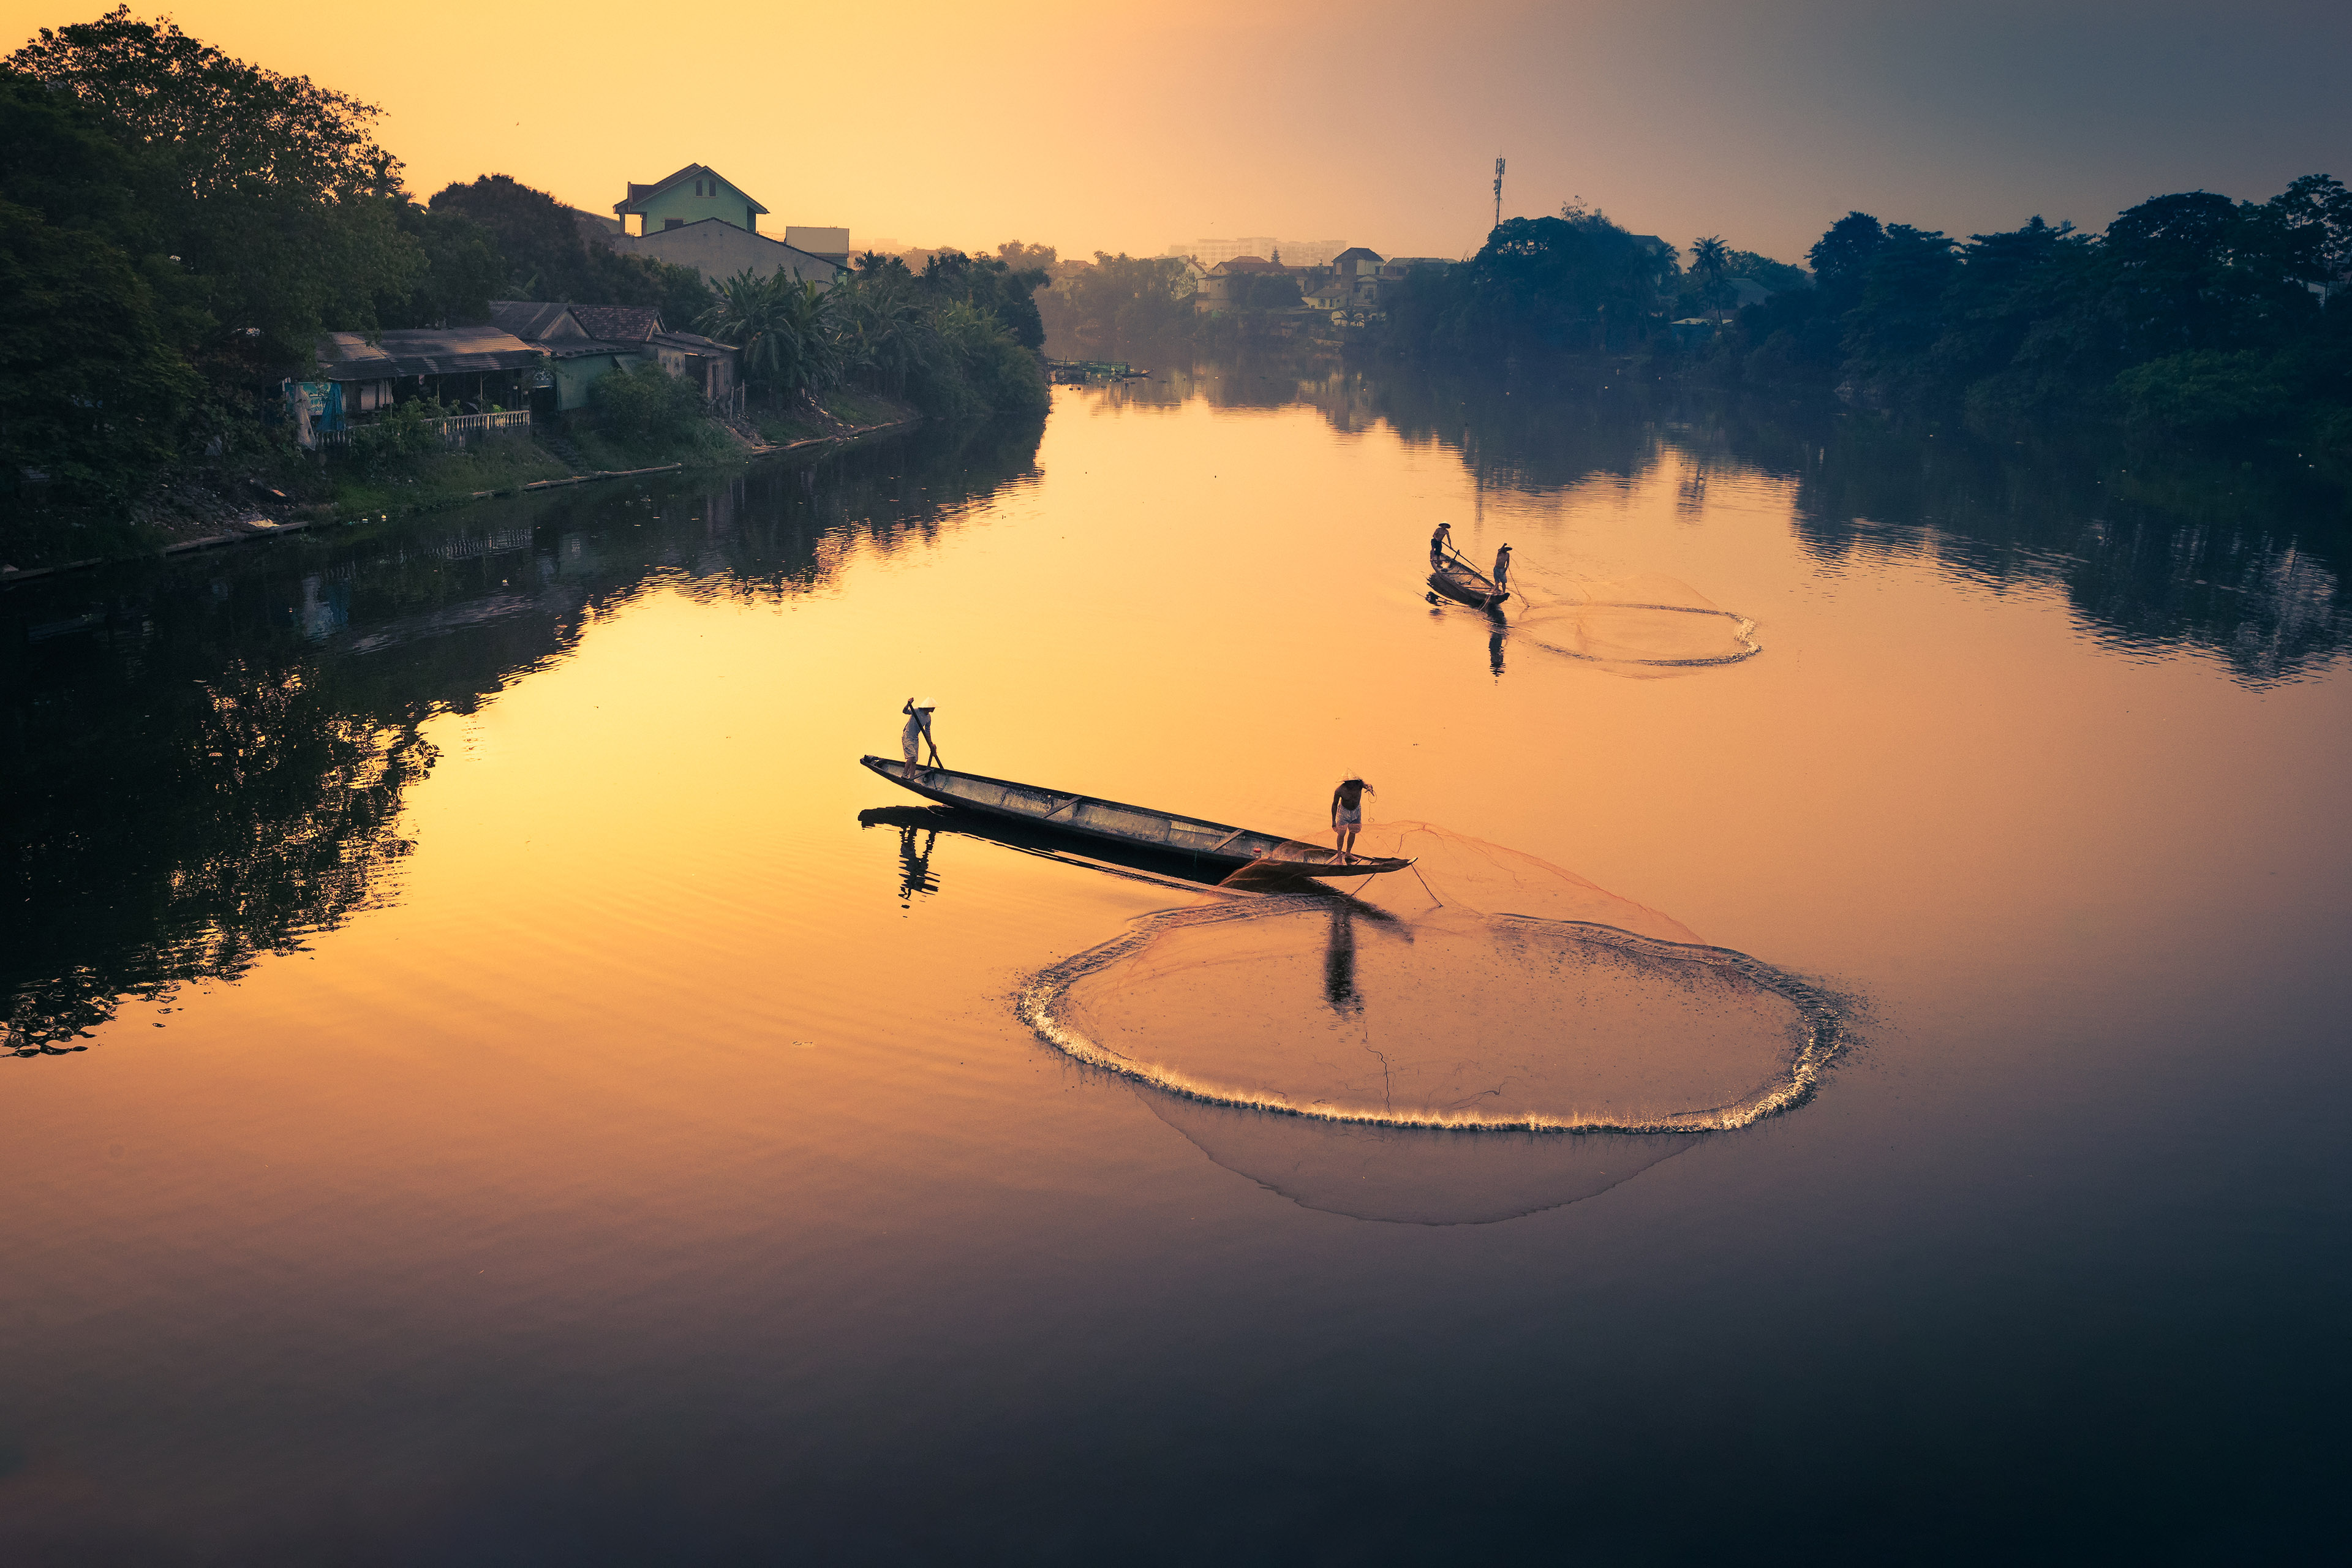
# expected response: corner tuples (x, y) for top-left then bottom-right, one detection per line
(569, 306), (662, 344)
(652, 330), (739, 354)
(315, 329), (545, 382)
(541, 340), (646, 360)
(488, 301), (581, 341)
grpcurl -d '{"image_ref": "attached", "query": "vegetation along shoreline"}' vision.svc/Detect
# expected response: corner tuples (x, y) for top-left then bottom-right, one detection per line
(2, 10), (1047, 574)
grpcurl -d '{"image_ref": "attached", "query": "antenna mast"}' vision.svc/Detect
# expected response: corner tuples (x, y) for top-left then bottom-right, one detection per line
(1492, 156), (1505, 231)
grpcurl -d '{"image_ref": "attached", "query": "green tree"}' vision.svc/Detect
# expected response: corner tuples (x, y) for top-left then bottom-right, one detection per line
(1841, 225), (1960, 396)
(0, 196), (198, 499)
(1398, 209), (1675, 355)
(995, 241), (1057, 274)
(1040, 253), (1196, 351)
(0, 70), (199, 502)
(8, 7), (424, 371)
(379, 202), (505, 326)
(836, 271), (943, 399)
(916, 248), (1048, 350)
(1806, 212), (1886, 312)
(701, 270), (842, 403)
(428, 172), (712, 322)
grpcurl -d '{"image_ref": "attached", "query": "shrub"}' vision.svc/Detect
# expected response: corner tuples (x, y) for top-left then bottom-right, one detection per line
(589, 360), (703, 444)
(341, 396), (455, 473)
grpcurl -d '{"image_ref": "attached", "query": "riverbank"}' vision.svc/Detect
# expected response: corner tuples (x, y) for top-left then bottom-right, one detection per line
(0, 394), (922, 585)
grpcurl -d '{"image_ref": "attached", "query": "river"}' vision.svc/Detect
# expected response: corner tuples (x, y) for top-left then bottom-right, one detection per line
(4, 361), (2347, 1561)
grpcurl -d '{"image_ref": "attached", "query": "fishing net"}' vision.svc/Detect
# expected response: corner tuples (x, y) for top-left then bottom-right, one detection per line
(1141, 1093), (1701, 1226)
(1488, 570), (1762, 673)
(1019, 823), (1844, 1137)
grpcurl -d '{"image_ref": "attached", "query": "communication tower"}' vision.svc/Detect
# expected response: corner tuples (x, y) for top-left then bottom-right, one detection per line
(1493, 156), (1505, 230)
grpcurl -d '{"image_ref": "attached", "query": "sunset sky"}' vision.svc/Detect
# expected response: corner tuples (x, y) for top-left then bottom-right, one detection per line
(4, 1), (2345, 266)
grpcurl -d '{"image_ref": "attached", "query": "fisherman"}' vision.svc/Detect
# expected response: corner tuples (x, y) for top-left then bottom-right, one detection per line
(901, 697), (938, 770)
(1492, 543), (1513, 603)
(1430, 520), (1453, 561)
(1330, 776), (1374, 862)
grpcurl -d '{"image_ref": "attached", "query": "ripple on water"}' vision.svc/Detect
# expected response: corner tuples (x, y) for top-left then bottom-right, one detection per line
(1019, 824), (1845, 1136)
(1507, 571), (1763, 673)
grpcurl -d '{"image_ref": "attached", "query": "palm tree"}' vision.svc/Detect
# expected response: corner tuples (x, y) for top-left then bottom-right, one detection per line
(832, 273), (939, 399)
(1689, 235), (1733, 319)
(701, 270), (841, 405)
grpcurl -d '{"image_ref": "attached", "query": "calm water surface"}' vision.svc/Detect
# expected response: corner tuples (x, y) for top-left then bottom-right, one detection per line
(5, 366), (2348, 1562)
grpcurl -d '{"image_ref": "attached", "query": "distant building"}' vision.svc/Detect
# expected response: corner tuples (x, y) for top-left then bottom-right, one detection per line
(1272, 240), (1348, 267)
(568, 305), (743, 410)
(1194, 255), (1306, 314)
(1329, 247), (1384, 307)
(489, 301), (650, 412)
(492, 301), (743, 414)
(1175, 236), (1349, 268)
(1189, 236), (1280, 266)
(603, 163), (848, 288)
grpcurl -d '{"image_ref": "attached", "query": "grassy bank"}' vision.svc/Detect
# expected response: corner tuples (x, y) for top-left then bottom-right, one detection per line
(1, 397), (923, 577)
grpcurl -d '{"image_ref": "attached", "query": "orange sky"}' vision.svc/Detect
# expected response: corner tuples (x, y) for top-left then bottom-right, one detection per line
(6, 1), (2345, 265)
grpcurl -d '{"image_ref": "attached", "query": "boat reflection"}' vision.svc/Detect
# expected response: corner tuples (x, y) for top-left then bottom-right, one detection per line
(856, 802), (1227, 891)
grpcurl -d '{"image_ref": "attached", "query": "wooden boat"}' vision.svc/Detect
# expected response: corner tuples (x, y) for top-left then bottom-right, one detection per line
(1428, 553), (1509, 608)
(859, 756), (1414, 878)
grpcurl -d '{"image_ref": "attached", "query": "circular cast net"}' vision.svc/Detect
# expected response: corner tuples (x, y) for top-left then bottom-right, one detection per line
(1499, 570), (1762, 672)
(1019, 824), (1844, 1138)
(1139, 1093), (1703, 1226)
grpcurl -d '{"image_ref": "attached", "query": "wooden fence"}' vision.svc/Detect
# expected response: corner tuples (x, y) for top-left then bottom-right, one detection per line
(317, 409), (532, 450)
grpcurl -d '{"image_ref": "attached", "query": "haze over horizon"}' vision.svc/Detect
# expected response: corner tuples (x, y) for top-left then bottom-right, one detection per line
(3, 0), (2345, 263)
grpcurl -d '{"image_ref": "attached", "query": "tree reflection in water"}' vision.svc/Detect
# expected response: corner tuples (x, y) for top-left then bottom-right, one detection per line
(1066, 353), (2348, 683)
(1, 417), (1045, 1054)
(1348, 361), (2352, 687)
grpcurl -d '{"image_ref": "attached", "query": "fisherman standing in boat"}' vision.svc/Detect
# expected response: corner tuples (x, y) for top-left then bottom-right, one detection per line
(1430, 520), (1453, 562)
(901, 697), (939, 771)
(1493, 543), (1512, 596)
(1330, 776), (1373, 862)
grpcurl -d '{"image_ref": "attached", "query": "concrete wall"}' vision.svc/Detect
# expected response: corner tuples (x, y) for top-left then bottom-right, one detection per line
(611, 221), (843, 289)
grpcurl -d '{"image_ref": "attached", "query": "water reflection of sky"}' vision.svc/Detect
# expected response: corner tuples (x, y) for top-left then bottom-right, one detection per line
(2, 368), (2346, 1561)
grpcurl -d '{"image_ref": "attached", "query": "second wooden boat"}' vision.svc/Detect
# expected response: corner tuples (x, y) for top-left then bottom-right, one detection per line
(859, 756), (1413, 878)
(1428, 554), (1509, 608)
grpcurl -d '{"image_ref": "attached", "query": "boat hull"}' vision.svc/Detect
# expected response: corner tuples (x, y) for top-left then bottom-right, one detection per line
(1428, 558), (1509, 608)
(859, 756), (1411, 877)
